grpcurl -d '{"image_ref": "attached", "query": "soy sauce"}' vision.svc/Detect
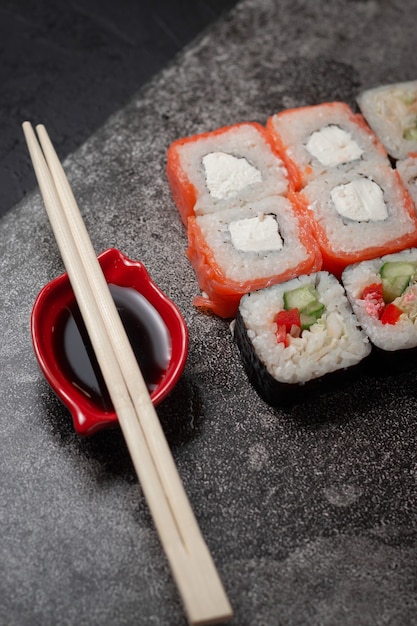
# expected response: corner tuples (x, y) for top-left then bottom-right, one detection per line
(55, 284), (172, 412)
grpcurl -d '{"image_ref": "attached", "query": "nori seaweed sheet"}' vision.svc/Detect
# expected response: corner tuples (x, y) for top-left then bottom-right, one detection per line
(234, 309), (371, 409)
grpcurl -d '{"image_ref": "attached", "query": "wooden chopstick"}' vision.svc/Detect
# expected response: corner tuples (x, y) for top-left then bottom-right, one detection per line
(23, 121), (233, 626)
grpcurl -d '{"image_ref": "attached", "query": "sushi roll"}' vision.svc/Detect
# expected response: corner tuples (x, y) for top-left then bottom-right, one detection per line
(266, 102), (389, 190)
(342, 248), (417, 372)
(297, 161), (417, 277)
(234, 271), (371, 407)
(357, 81), (417, 160)
(187, 194), (322, 318)
(396, 153), (417, 208)
(166, 122), (289, 225)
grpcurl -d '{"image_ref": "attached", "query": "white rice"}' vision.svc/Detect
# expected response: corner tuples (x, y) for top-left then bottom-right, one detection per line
(397, 155), (417, 207)
(268, 102), (388, 185)
(301, 161), (417, 254)
(342, 248), (417, 351)
(193, 196), (318, 283)
(175, 123), (289, 215)
(357, 81), (417, 160)
(238, 272), (371, 384)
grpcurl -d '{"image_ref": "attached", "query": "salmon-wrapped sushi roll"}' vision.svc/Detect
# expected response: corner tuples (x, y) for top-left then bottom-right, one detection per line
(166, 122), (289, 225)
(186, 194), (322, 318)
(266, 102), (389, 190)
(357, 81), (417, 160)
(297, 161), (417, 277)
(234, 271), (371, 407)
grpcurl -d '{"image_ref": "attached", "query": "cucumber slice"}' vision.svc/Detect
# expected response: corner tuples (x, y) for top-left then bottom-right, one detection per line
(404, 127), (417, 142)
(379, 260), (416, 302)
(300, 312), (321, 330)
(382, 275), (412, 303)
(283, 285), (320, 312)
(379, 261), (416, 279)
(284, 285), (324, 329)
(302, 299), (325, 318)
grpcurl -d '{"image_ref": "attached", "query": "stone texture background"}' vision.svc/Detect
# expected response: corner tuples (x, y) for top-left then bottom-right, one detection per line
(0, 0), (237, 217)
(1, 1), (417, 625)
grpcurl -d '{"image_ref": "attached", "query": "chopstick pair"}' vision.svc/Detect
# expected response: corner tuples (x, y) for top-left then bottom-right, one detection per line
(22, 122), (233, 626)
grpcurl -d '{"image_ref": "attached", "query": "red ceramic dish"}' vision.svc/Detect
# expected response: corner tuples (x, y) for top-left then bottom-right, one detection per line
(31, 248), (188, 436)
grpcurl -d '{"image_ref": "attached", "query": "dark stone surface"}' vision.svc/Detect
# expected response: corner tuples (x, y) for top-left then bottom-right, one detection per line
(0, 0), (237, 217)
(2, 1), (417, 625)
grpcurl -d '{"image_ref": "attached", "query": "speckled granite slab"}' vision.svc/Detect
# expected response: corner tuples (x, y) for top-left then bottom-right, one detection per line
(2, 1), (417, 624)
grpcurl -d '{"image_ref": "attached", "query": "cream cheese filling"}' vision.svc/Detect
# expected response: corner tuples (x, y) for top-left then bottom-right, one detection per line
(306, 125), (364, 167)
(330, 178), (388, 222)
(202, 151), (262, 199)
(228, 214), (283, 252)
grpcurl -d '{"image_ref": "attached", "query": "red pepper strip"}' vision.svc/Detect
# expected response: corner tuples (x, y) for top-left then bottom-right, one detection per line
(276, 324), (288, 347)
(275, 308), (301, 345)
(276, 308), (301, 330)
(380, 302), (403, 325)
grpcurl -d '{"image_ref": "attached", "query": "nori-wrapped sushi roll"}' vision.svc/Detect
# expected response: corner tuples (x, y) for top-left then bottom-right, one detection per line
(397, 153), (417, 208)
(342, 248), (417, 374)
(234, 271), (371, 407)
(357, 81), (417, 160)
